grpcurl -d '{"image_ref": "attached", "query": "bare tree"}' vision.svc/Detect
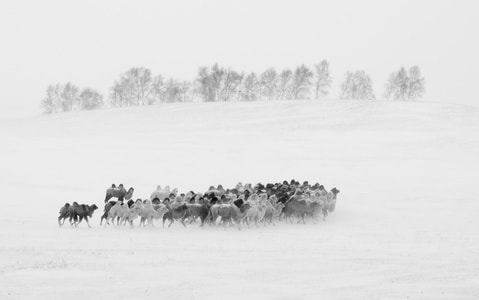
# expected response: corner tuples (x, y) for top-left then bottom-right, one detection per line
(41, 83), (103, 114)
(178, 81), (192, 102)
(277, 69), (293, 100)
(41, 84), (63, 114)
(110, 67), (163, 107)
(291, 64), (314, 99)
(210, 63), (225, 101)
(164, 78), (179, 103)
(240, 73), (260, 101)
(314, 60), (332, 99)
(60, 82), (79, 112)
(260, 68), (278, 100)
(79, 88), (104, 110)
(196, 64), (245, 102)
(384, 67), (409, 101)
(219, 69), (243, 101)
(340, 70), (375, 100)
(150, 75), (166, 103)
(188, 80), (201, 102)
(407, 66), (425, 100)
(385, 66), (425, 101)
(196, 64), (225, 102)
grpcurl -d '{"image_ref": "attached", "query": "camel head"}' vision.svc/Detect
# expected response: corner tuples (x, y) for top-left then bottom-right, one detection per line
(239, 202), (251, 213)
(331, 188), (340, 195)
(88, 204), (98, 216)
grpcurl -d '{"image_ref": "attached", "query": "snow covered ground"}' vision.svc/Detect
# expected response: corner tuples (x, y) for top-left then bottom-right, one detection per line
(1, 100), (478, 299)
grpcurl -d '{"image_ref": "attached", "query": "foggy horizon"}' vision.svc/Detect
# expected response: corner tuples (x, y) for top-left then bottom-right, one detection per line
(1, 0), (478, 119)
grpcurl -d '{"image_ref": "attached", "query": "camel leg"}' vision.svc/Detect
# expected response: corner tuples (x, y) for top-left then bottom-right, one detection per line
(222, 218), (227, 230)
(76, 216), (84, 227)
(85, 217), (91, 228)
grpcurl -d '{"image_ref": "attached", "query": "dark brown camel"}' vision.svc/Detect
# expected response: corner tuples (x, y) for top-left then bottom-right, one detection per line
(104, 184), (134, 203)
(58, 203), (71, 226)
(68, 202), (98, 228)
(162, 203), (189, 228)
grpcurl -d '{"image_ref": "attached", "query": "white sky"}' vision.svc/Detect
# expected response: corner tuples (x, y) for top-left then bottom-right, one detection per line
(0, 0), (478, 118)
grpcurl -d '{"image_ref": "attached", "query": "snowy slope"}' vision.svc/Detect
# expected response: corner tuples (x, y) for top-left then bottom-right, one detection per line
(0, 100), (478, 299)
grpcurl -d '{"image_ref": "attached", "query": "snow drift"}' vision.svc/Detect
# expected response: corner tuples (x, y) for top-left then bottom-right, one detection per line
(0, 100), (478, 299)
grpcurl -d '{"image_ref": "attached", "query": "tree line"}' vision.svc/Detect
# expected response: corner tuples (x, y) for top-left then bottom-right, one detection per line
(41, 62), (425, 114)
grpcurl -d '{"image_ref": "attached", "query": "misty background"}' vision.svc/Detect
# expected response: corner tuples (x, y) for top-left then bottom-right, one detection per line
(0, 0), (477, 119)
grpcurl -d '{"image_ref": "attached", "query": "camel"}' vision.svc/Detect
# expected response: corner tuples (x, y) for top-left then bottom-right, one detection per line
(105, 201), (124, 226)
(209, 203), (229, 226)
(230, 202), (251, 230)
(137, 200), (169, 227)
(205, 185), (226, 197)
(104, 184), (134, 203)
(150, 185), (174, 201)
(162, 203), (189, 228)
(209, 202), (251, 229)
(68, 202), (98, 228)
(58, 203), (71, 226)
(328, 188), (340, 212)
(186, 202), (210, 226)
(100, 201), (117, 225)
(244, 202), (266, 227)
(263, 203), (285, 225)
(320, 188), (340, 219)
(283, 196), (311, 224)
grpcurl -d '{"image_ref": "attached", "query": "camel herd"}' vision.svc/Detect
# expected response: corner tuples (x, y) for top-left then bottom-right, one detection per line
(58, 180), (340, 229)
